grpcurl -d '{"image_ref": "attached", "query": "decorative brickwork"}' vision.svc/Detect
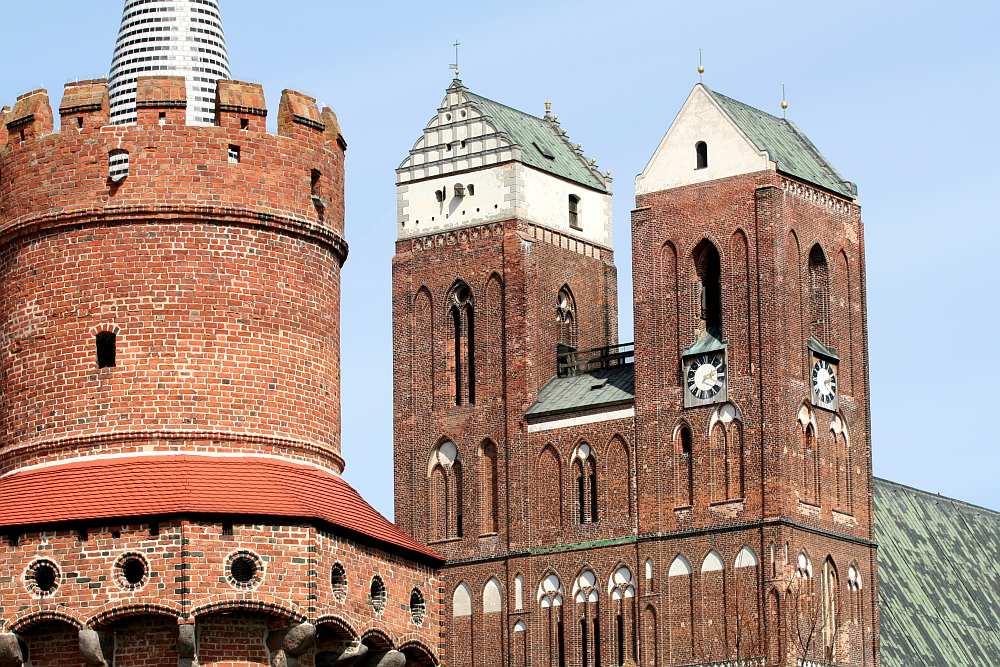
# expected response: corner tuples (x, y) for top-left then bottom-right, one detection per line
(0, 74), (440, 667)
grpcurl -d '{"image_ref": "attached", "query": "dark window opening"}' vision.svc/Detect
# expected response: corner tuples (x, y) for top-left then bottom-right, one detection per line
(240, 117), (249, 130)
(696, 141), (708, 169)
(148, 523), (160, 537)
(557, 618), (566, 667)
(693, 239), (723, 337)
(228, 144), (240, 164)
(78, 529), (89, 542)
(577, 466), (586, 523)
(111, 530), (121, 539)
(370, 576), (388, 612)
(311, 169), (321, 196)
(568, 194), (581, 230)
(158, 111), (167, 125)
(221, 522), (234, 537)
(410, 588), (426, 624)
(589, 462), (598, 523)
(76, 116), (84, 129)
(450, 282), (475, 406)
(808, 244), (831, 342)
(679, 426), (694, 506)
(97, 331), (118, 368)
(31, 562), (59, 595)
(581, 618), (589, 666)
(331, 562), (347, 599)
(467, 184), (475, 196)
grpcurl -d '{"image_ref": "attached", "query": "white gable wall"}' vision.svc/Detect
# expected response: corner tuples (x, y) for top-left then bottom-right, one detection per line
(635, 85), (773, 196)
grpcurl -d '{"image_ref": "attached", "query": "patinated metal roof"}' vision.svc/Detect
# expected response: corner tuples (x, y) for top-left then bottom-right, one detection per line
(525, 364), (634, 419)
(706, 86), (857, 199)
(874, 478), (1000, 666)
(464, 89), (608, 192)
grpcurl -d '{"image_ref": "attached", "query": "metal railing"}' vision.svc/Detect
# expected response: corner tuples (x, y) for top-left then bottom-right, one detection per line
(557, 342), (635, 378)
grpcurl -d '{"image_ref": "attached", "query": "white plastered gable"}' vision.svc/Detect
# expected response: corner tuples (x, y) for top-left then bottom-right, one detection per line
(635, 84), (773, 196)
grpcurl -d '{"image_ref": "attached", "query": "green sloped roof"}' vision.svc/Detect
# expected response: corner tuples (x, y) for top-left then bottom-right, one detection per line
(705, 87), (856, 199)
(525, 364), (634, 418)
(464, 89), (607, 192)
(874, 478), (1000, 666)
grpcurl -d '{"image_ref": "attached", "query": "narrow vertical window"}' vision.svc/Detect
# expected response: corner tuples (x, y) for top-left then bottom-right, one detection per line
(96, 331), (117, 368)
(568, 194), (581, 230)
(808, 244), (831, 342)
(588, 457), (598, 523)
(693, 240), (723, 337)
(310, 169), (326, 220)
(449, 282), (475, 405)
(228, 144), (240, 164)
(677, 426), (694, 507)
(108, 150), (130, 182)
(695, 141), (708, 169)
(616, 611), (625, 665)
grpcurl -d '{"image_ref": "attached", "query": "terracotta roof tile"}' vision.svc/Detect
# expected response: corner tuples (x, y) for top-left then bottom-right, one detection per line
(0, 456), (440, 562)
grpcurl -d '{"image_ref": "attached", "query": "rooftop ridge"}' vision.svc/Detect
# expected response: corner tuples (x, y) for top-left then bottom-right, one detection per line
(874, 476), (1000, 516)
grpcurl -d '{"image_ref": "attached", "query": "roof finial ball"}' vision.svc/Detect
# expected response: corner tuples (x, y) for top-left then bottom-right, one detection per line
(697, 48), (705, 81)
(781, 83), (789, 117)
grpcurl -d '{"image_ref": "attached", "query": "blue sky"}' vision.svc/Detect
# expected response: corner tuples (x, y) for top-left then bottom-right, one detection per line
(4, 1), (998, 516)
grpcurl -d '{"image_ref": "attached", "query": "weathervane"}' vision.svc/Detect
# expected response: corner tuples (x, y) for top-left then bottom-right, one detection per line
(450, 41), (461, 79)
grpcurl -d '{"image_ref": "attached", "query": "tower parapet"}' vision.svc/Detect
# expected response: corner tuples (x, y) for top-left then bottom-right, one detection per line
(0, 76), (348, 475)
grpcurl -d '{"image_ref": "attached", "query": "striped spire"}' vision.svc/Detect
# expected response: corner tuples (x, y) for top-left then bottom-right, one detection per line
(109, 0), (231, 126)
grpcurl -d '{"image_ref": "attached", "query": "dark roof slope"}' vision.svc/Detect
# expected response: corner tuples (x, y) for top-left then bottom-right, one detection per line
(874, 478), (1000, 666)
(705, 86), (857, 199)
(525, 364), (635, 419)
(464, 89), (608, 192)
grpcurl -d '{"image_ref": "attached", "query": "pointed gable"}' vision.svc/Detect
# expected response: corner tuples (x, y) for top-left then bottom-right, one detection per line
(398, 79), (607, 192)
(636, 84), (857, 199)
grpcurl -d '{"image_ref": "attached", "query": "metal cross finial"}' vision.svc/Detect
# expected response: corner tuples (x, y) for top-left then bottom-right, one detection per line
(450, 41), (462, 79)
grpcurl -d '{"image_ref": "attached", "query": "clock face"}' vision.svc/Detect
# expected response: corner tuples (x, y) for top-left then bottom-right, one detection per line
(686, 353), (726, 401)
(811, 359), (838, 404)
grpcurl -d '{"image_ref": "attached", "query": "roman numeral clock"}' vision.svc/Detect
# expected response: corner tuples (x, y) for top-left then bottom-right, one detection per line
(808, 338), (840, 412)
(683, 335), (728, 408)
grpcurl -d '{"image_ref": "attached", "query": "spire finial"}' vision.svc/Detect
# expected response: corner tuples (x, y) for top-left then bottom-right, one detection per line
(544, 100), (553, 119)
(780, 83), (789, 117)
(697, 48), (705, 81)
(449, 41), (462, 79)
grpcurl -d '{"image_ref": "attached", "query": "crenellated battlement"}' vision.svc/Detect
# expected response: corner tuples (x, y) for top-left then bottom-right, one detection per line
(0, 77), (348, 255)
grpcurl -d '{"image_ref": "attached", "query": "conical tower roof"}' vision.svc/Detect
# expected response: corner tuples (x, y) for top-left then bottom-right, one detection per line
(108, 0), (231, 125)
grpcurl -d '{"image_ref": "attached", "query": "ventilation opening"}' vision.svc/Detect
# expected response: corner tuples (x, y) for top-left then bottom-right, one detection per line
(369, 576), (388, 613)
(696, 141), (708, 169)
(331, 563), (347, 600)
(311, 169), (326, 220)
(240, 117), (249, 130)
(467, 184), (475, 196)
(221, 522), (234, 537)
(228, 144), (240, 164)
(117, 555), (148, 589)
(230, 555), (258, 585)
(568, 194), (581, 230)
(76, 116), (84, 129)
(108, 150), (130, 182)
(410, 588), (426, 625)
(96, 331), (117, 369)
(158, 112), (167, 126)
(27, 560), (59, 596)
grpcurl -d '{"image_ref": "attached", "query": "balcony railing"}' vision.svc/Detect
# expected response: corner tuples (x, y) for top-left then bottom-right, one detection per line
(556, 342), (635, 378)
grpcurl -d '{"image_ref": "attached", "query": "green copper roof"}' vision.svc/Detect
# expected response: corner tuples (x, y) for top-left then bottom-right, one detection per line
(705, 86), (857, 199)
(525, 364), (634, 419)
(463, 88), (608, 192)
(874, 478), (1000, 666)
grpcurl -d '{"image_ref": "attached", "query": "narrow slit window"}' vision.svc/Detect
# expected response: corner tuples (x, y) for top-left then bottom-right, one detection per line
(96, 332), (117, 368)
(228, 145), (240, 164)
(108, 150), (130, 182)
(696, 141), (708, 169)
(240, 117), (249, 130)
(568, 194), (581, 230)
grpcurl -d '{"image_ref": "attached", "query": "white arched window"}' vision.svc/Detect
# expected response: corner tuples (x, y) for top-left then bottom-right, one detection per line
(428, 440), (463, 540)
(608, 566), (638, 666)
(514, 574), (525, 611)
(484, 577), (503, 614)
(453, 582), (472, 618)
(537, 573), (566, 667)
(573, 569), (600, 667)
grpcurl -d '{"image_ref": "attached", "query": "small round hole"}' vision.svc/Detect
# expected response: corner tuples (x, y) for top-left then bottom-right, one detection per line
(26, 560), (60, 597)
(116, 553), (149, 590)
(227, 551), (263, 590)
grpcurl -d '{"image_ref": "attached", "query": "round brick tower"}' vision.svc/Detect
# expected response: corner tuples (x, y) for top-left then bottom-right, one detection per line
(0, 73), (439, 667)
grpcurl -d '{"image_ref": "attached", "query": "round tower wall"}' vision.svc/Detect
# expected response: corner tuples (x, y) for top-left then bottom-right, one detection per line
(0, 81), (349, 474)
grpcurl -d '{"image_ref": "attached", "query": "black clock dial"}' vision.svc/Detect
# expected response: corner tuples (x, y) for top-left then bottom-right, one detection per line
(811, 359), (837, 403)
(686, 353), (726, 400)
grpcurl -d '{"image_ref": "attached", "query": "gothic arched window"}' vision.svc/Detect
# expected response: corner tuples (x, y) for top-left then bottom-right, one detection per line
(537, 574), (566, 667)
(822, 557), (839, 661)
(693, 239), (723, 337)
(808, 244), (831, 343)
(556, 285), (578, 352)
(574, 443), (598, 524)
(608, 566), (638, 665)
(573, 570), (600, 667)
(449, 281), (475, 405)
(428, 440), (464, 540)
(479, 440), (499, 535)
(675, 425), (694, 507)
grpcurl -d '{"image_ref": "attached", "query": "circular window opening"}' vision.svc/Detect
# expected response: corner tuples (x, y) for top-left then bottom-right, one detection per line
(226, 550), (263, 590)
(410, 588), (426, 625)
(26, 559), (60, 597)
(331, 563), (347, 602)
(115, 553), (149, 590)
(369, 576), (387, 614)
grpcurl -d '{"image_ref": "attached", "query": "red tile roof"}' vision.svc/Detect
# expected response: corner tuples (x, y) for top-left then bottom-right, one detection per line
(0, 455), (441, 562)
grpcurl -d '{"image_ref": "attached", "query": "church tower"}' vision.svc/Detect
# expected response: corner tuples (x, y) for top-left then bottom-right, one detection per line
(631, 83), (879, 666)
(393, 78), (624, 666)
